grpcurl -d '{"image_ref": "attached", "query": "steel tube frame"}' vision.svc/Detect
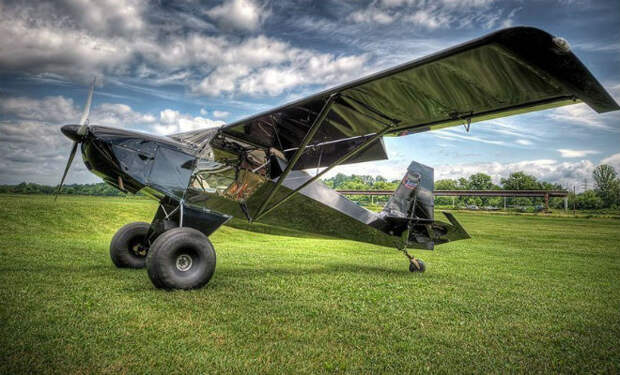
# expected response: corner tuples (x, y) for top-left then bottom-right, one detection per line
(253, 94), (339, 220)
(254, 126), (393, 221)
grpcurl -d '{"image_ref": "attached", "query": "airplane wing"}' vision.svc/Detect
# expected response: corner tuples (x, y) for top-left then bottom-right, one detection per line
(178, 27), (618, 168)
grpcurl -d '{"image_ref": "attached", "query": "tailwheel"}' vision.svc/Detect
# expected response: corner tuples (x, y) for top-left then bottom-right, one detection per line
(408, 258), (426, 273)
(402, 248), (426, 273)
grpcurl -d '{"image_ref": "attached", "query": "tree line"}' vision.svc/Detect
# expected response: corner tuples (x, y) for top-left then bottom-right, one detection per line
(0, 182), (128, 196)
(2, 164), (618, 210)
(324, 164), (620, 210)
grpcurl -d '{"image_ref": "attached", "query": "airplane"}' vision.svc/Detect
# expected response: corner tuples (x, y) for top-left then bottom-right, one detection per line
(57, 27), (619, 290)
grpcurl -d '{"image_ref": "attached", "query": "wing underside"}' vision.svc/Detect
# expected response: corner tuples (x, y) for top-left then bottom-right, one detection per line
(176, 27), (618, 168)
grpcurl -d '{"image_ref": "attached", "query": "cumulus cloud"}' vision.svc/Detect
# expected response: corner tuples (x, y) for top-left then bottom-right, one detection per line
(349, 0), (511, 30)
(0, 95), (224, 184)
(154, 109), (225, 135)
(205, 0), (267, 31)
(0, 96), (160, 129)
(0, 121), (96, 185)
(0, 2), (368, 97)
(194, 64), (251, 96)
(381, 0), (494, 9)
(212, 110), (230, 118)
(192, 48), (369, 96)
(58, 0), (146, 36)
(403, 9), (450, 29)
(0, 15), (133, 79)
(601, 152), (620, 172)
(0, 96), (79, 123)
(0, 0), (509, 94)
(515, 139), (533, 146)
(349, 6), (396, 25)
(557, 149), (599, 158)
(547, 97), (620, 133)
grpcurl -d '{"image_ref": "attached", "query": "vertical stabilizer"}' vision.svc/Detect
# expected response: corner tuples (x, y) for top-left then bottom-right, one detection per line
(382, 161), (434, 221)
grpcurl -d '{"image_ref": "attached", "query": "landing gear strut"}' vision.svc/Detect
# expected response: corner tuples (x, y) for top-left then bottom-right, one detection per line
(402, 248), (426, 273)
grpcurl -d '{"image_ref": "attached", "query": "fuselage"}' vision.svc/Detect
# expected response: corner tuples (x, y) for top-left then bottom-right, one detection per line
(62, 124), (399, 245)
(62, 124), (467, 249)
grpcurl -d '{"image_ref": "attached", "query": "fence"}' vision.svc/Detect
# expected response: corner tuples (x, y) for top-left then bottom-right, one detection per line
(335, 190), (569, 211)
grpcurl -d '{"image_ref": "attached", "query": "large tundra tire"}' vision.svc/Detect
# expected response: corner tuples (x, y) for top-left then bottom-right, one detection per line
(146, 227), (216, 290)
(110, 222), (150, 269)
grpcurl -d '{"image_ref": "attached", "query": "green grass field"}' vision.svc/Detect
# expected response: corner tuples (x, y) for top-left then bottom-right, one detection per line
(1, 195), (619, 374)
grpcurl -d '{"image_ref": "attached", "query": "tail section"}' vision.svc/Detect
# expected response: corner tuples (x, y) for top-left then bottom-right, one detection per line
(380, 161), (470, 250)
(382, 161), (434, 221)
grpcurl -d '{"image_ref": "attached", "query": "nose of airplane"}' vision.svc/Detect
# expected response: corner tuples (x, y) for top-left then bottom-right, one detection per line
(61, 124), (85, 142)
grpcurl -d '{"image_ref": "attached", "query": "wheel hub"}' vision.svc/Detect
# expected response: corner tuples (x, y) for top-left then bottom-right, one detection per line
(176, 254), (193, 272)
(131, 243), (147, 257)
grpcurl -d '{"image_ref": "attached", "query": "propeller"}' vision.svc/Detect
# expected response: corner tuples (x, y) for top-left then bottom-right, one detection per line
(55, 78), (96, 200)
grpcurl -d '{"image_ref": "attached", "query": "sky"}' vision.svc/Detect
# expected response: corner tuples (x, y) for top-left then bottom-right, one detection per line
(0, 0), (619, 191)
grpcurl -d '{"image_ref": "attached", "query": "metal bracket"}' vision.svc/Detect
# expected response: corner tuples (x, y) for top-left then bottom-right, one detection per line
(159, 200), (184, 227)
(162, 204), (178, 220)
(160, 204), (169, 218)
(463, 116), (472, 133)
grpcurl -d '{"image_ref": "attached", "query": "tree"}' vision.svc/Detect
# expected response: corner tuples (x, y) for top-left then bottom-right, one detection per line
(487, 197), (503, 207)
(467, 173), (496, 205)
(593, 164), (617, 191)
(500, 172), (541, 207)
(327, 173), (349, 189)
(359, 175), (375, 186)
(500, 172), (541, 190)
(593, 164), (619, 207)
(468, 173), (494, 190)
(457, 177), (469, 190)
(610, 183), (620, 208)
(575, 190), (604, 210)
(435, 179), (458, 190)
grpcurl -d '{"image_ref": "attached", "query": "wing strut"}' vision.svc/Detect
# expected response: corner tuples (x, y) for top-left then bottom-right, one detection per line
(253, 93), (340, 220)
(253, 99), (397, 222)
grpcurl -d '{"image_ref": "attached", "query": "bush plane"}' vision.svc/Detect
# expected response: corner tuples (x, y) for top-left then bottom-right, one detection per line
(57, 27), (619, 289)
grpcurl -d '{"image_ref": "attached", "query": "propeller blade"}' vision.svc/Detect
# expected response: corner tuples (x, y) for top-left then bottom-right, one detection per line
(55, 141), (79, 200)
(56, 78), (96, 200)
(78, 77), (96, 135)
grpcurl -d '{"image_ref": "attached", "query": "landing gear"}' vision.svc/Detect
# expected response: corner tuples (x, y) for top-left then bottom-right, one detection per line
(146, 227), (216, 290)
(401, 248), (426, 273)
(110, 222), (150, 268)
(408, 258), (426, 273)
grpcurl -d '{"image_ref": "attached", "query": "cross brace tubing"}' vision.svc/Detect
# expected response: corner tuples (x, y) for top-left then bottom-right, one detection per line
(253, 93), (339, 220)
(253, 111), (395, 221)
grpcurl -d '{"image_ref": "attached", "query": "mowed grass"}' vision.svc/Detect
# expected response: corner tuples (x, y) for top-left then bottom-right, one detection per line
(1, 195), (619, 374)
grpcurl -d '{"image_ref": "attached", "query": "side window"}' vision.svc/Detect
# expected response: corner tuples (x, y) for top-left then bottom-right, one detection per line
(190, 160), (236, 196)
